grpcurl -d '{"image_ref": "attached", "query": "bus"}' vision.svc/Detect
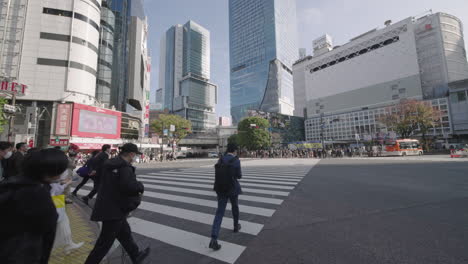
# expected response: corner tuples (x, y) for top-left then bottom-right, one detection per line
(381, 139), (423, 156)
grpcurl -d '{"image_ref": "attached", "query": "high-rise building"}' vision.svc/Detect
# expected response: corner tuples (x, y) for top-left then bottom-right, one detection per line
(0, 0), (150, 145)
(229, 0), (298, 123)
(293, 12), (468, 142)
(299, 48), (307, 59)
(158, 21), (217, 132)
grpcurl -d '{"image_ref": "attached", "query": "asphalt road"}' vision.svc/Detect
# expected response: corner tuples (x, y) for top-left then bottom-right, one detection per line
(77, 157), (468, 264)
(238, 159), (468, 264)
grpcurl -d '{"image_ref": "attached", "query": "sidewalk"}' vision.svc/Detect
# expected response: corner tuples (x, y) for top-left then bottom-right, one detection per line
(49, 200), (99, 264)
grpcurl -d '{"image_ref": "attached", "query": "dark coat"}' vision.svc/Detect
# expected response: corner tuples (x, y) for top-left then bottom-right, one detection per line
(4, 151), (25, 178)
(90, 151), (109, 179)
(91, 157), (144, 221)
(0, 176), (58, 263)
(219, 154), (242, 196)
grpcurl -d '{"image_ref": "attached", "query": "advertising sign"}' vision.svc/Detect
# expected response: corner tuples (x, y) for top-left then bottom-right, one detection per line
(288, 141), (323, 150)
(55, 103), (73, 136)
(50, 138), (70, 146)
(0, 81), (28, 96)
(71, 103), (122, 139)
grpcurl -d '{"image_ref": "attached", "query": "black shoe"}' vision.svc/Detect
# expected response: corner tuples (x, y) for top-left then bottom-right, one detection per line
(209, 239), (221, 251)
(234, 224), (241, 233)
(72, 192), (77, 197)
(133, 247), (150, 264)
(82, 196), (89, 205)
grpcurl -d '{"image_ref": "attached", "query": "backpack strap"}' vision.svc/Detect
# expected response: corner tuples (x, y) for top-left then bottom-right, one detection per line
(227, 156), (238, 164)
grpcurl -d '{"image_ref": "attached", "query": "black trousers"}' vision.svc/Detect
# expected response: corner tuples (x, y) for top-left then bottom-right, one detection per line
(85, 218), (139, 264)
(73, 176), (90, 195)
(87, 177), (100, 199)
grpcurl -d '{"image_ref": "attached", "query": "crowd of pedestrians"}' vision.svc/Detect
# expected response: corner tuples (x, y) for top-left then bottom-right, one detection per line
(239, 146), (372, 159)
(0, 141), (149, 264)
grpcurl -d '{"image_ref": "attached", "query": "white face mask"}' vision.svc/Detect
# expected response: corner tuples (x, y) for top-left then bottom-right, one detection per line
(4, 151), (12, 159)
(132, 154), (138, 163)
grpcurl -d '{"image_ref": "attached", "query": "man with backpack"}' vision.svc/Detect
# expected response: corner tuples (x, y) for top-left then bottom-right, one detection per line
(84, 143), (149, 264)
(210, 143), (242, 251)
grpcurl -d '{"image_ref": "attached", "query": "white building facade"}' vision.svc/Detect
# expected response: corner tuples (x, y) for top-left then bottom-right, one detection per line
(293, 13), (468, 142)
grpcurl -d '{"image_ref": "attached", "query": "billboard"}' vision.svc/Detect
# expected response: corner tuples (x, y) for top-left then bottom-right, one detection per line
(71, 103), (122, 139)
(55, 103), (73, 136)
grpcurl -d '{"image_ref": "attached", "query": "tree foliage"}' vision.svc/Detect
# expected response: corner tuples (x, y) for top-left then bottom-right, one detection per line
(227, 134), (239, 146)
(379, 99), (441, 139)
(151, 114), (192, 143)
(0, 97), (8, 133)
(237, 116), (271, 150)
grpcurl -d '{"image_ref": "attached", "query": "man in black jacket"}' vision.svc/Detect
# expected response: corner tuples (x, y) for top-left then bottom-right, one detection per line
(82, 144), (111, 205)
(84, 143), (149, 264)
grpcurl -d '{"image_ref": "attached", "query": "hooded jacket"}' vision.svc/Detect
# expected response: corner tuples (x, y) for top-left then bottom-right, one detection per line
(91, 156), (144, 221)
(0, 176), (58, 263)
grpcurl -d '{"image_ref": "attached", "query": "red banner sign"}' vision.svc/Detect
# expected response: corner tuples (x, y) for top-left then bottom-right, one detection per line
(55, 103), (73, 136)
(0, 81), (27, 96)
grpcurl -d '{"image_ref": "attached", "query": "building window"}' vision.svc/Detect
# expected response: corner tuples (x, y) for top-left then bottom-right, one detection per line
(392, 94), (400, 100)
(43, 8), (72, 17)
(457, 91), (466, 102)
(398, 88), (406, 94)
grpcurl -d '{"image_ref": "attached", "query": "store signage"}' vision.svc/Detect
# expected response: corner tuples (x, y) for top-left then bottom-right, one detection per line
(50, 138), (70, 146)
(55, 103), (73, 136)
(0, 81), (27, 96)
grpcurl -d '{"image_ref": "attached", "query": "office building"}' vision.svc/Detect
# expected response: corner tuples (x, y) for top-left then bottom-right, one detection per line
(0, 0), (150, 146)
(292, 12), (468, 142)
(229, 0), (298, 123)
(158, 21), (217, 132)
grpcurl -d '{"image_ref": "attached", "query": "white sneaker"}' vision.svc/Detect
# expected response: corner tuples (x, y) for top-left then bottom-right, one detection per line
(64, 242), (84, 254)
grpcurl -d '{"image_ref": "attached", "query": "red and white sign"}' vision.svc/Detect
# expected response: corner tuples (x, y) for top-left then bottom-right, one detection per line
(0, 81), (28, 96)
(55, 103), (73, 136)
(71, 103), (122, 139)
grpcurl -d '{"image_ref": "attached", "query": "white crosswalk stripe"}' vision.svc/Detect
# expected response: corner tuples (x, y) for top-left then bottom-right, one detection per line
(74, 160), (318, 264)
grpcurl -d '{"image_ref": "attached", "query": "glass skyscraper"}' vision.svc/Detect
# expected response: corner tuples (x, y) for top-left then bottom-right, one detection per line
(229, 0), (298, 123)
(159, 21), (217, 132)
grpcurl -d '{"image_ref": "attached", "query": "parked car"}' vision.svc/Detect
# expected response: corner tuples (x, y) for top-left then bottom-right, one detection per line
(208, 152), (219, 158)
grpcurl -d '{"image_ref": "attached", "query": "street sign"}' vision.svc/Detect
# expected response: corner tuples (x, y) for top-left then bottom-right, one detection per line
(3, 104), (16, 113)
(169, 124), (175, 132)
(163, 129), (168, 136)
(50, 138), (69, 146)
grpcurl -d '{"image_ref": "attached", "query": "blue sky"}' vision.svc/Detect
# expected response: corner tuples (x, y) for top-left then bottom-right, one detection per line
(144, 0), (468, 117)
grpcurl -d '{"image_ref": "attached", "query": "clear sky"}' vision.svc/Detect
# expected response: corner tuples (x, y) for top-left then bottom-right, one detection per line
(144, 0), (468, 118)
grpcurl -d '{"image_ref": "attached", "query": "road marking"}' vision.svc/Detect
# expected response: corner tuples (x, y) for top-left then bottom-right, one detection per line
(137, 178), (290, 196)
(139, 175), (297, 186)
(144, 191), (276, 217)
(138, 201), (264, 235)
(148, 172), (303, 182)
(129, 217), (245, 264)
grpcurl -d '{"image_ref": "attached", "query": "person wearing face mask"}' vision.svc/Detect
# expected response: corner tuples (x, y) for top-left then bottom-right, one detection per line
(81, 144), (111, 205)
(0, 141), (13, 181)
(4, 142), (28, 179)
(0, 148), (69, 264)
(85, 143), (149, 264)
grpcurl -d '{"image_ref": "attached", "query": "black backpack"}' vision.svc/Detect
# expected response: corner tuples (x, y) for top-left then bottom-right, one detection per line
(213, 156), (238, 194)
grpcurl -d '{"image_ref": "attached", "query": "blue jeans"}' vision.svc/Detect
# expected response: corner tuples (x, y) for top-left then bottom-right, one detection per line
(211, 195), (239, 239)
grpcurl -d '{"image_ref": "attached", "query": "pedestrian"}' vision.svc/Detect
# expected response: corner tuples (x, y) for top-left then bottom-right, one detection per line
(0, 141), (13, 181)
(82, 145), (111, 205)
(72, 150), (99, 197)
(50, 175), (84, 254)
(65, 144), (80, 204)
(0, 148), (69, 264)
(5, 142), (28, 178)
(210, 143), (242, 251)
(84, 143), (149, 264)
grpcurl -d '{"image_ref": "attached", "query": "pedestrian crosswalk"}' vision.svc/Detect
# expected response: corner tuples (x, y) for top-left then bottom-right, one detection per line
(75, 160), (318, 264)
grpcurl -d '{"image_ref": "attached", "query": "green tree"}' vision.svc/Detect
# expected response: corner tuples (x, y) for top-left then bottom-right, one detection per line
(379, 99), (441, 148)
(0, 97), (8, 133)
(227, 134), (239, 146)
(237, 116), (271, 150)
(151, 114), (192, 143)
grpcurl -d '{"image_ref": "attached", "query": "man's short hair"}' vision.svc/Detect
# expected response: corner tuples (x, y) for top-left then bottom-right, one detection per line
(120, 143), (142, 155)
(0, 141), (13, 151)
(102, 144), (111, 152)
(16, 142), (26, 150)
(226, 143), (238, 153)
